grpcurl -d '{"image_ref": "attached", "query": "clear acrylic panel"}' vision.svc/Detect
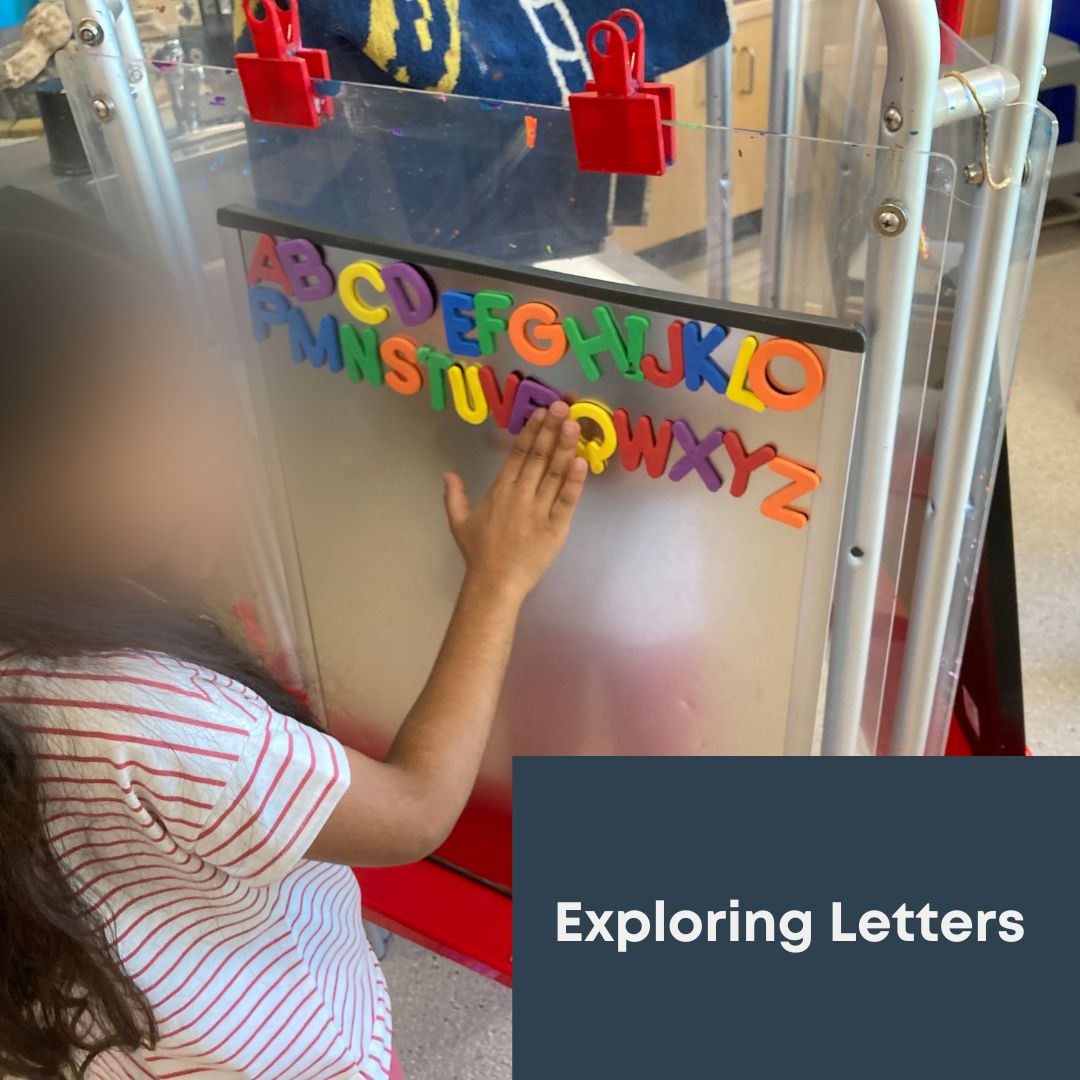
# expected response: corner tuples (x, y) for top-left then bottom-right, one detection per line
(922, 100), (1058, 754)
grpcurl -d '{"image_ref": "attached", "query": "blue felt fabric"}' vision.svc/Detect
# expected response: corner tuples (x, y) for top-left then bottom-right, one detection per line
(241, 3), (732, 264)
(290, 0), (732, 105)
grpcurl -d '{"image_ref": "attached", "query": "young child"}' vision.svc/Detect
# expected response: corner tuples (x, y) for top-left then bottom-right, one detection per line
(0, 188), (587, 1079)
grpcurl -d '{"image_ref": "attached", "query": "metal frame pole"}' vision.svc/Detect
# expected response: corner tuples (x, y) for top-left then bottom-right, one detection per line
(759, 0), (802, 309)
(821, 0), (941, 755)
(841, 0), (879, 145)
(108, 0), (205, 305)
(61, 0), (174, 259)
(889, 0), (1054, 755)
(825, 0), (878, 319)
(934, 64), (1020, 128)
(63, 0), (205, 310)
(705, 41), (734, 300)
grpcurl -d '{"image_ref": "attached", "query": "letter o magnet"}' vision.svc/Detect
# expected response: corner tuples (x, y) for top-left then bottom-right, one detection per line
(747, 339), (824, 412)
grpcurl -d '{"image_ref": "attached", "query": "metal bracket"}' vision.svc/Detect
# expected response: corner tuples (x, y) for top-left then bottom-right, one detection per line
(935, 64), (1021, 128)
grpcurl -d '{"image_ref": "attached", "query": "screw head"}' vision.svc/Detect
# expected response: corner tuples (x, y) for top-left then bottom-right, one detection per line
(1022, 157), (1032, 187)
(77, 18), (105, 46)
(873, 201), (908, 237)
(883, 104), (903, 133)
(91, 95), (115, 122)
(963, 162), (985, 186)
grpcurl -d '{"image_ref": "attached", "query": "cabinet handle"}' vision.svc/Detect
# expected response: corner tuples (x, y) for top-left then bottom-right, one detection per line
(738, 46), (757, 95)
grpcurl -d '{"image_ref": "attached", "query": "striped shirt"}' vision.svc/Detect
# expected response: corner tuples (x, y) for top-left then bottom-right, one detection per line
(2, 651), (391, 1080)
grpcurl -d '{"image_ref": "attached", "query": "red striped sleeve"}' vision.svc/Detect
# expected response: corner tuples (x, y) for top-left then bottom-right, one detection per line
(10, 654), (349, 888)
(181, 703), (349, 886)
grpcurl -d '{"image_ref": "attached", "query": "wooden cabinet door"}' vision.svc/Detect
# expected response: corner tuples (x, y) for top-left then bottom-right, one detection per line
(608, 58), (709, 254)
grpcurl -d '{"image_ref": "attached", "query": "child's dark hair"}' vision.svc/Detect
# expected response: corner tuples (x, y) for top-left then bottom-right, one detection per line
(0, 189), (317, 1078)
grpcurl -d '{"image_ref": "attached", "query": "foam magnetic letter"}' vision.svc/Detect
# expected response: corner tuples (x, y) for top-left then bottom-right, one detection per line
(246, 233), (292, 294)
(248, 285), (292, 341)
(747, 339), (825, 413)
(760, 455), (822, 528)
(508, 377), (562, 434)
(277, 238), (334, 302)
(620, 313), (650, 381)
(339, 260), (390, 325)
(564, 305), (641, 382)
(448, 364), (490, 425)
(725, 335), (765, 412)
(473, 290), (514, 356)
(384, 262), (437, 327)
(681, 321), (730, 394)
(722, 431), (776, 497)
(569, 399), (618, 474)
(417, 346), (456, 411)
(613, 409), (674, 478)
(287, 309), (342, 371)
(668, 419), (726, 492)
(380, 336), (423, 395)
(508, 302), (567, 366)
(641, 320), (685, 389)
(478, 367), (523, 429)
(339, 323), (384, 385)
(443, 290), (481, 358)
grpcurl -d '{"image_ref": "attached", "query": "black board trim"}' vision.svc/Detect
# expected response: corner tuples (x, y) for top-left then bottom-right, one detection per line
(218, 204), (867, 355)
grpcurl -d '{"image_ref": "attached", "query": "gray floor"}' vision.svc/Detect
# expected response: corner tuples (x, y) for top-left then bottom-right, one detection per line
(381, 939), (512, 1080)
(380, 224), (1080, 1078)
(1009, 224), (1080, 754)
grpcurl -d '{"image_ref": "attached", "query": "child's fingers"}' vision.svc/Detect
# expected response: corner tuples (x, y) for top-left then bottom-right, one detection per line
(496, 408), (547, 489)
(551, 456), (588, 523)
(442, 471), (470, 537)
(536, 418), (580, 510)
(518, 403), (568, 493)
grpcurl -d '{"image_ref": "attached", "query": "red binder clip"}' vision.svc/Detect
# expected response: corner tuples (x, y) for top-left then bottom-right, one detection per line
(585, 9), (675, 167)
(569, 10), (675, 176)
(236, 0), (334, 130)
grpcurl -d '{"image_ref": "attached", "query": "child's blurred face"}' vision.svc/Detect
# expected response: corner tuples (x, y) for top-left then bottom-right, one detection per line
(3, 312), (242, 585)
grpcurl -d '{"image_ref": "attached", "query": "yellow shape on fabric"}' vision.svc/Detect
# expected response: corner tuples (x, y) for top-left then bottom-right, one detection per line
(364, 0), (401, 74)
(334, 0), (460, 93)
(414, 0), (434, 50)
(434, 0), (461, 92)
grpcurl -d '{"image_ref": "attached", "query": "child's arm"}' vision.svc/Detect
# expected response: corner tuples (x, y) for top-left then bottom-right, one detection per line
(306, 401), (586, 867)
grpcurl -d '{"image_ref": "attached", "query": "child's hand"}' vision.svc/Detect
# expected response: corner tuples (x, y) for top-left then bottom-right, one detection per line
(316, 404), (587, 867)
(443, 400), (587, 601)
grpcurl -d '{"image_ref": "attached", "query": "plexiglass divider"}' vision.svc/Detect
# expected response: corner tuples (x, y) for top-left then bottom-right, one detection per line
(922, 100), (1056, 754)
(9, 26), (1048, 778)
